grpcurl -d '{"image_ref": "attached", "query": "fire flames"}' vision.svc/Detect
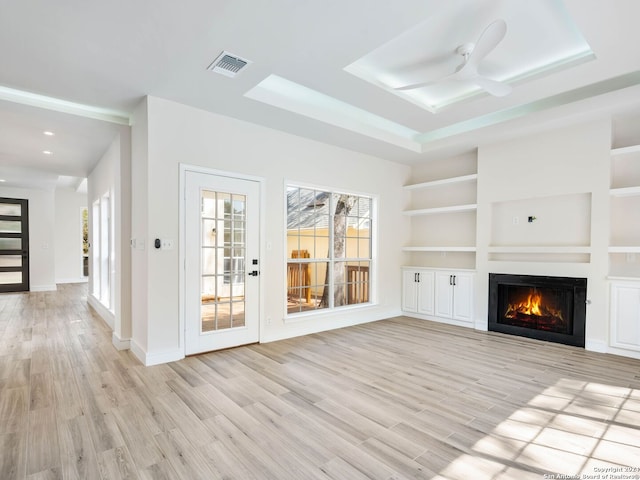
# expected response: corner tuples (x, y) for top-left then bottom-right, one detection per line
(504, 289), (564, 323)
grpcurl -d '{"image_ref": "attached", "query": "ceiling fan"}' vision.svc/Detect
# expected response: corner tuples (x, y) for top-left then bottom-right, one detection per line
(395, 19), (512, 97)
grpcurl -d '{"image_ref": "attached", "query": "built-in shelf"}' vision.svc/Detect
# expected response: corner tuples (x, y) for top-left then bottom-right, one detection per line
(610, 186), (640, 197)
(611, 145), (640, 156)
(488, 246), (592, 254)
(609, 246), (640, 253)
(403, 174), (478, 191)
(402, 246), (476, 252)
(403, 204), (477, 216)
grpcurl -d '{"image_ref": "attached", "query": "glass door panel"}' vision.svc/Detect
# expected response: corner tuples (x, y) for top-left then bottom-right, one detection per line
(200, 190), (247, 333)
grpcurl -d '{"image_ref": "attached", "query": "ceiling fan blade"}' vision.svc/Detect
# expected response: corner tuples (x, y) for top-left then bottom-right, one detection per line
(473, 76), (512, 97)
(467, 19), (507, 69)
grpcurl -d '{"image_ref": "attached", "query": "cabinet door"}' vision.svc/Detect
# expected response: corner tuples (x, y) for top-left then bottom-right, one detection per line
(452, 273), (474, 323)
(610, 282), (640, 352)
(402, 270), (418, 313)
(417, 270), (435, 316)
(434, 272), (454, 318)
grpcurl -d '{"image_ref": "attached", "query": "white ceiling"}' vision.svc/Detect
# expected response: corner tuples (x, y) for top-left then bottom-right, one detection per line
(1, 0), (640, 190)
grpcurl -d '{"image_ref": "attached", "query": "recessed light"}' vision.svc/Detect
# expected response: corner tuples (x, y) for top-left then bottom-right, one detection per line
(0, 179), (5, 182)
(43, 131), (55, 136)
(42, 150), (53, 155)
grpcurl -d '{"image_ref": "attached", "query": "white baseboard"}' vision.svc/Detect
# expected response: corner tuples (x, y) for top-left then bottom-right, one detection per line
(56, 277), (89, 284)
(112, 332), (131, 351)
(30, 284), (57, 292)
(130, 338), (184, 366)
(262, 306), (402, 344)
(87, 295), (115, 330)
(585, 339), (608, 353)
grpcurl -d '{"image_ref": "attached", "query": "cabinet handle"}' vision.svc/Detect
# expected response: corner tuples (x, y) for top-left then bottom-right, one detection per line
(416, 272), (420, 283)
(453, 275), (456, 286)
(449, 275), (453, 285)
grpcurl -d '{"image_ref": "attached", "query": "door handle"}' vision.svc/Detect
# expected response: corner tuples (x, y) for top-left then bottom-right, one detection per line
(248, 270), (260, 277)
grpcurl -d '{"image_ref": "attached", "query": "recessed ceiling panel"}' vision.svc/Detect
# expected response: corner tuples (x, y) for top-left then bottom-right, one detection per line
(345, 0), (594, 113)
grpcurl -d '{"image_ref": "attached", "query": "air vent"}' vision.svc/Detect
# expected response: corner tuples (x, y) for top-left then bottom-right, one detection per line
(207, 51), (251, 78)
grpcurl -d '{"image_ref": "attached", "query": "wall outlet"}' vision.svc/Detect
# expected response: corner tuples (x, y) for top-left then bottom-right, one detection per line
(512, 216), (519, 225)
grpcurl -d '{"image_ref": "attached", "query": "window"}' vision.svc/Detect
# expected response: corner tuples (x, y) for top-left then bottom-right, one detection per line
(286, 185), (372, 315)
(91, 192), (114, 312)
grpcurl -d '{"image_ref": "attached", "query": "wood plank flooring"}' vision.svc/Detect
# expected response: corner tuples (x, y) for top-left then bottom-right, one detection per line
(1, 283), (639, 479)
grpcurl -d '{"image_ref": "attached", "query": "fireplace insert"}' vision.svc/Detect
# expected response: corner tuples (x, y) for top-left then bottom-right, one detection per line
(488, 273), (586, 347)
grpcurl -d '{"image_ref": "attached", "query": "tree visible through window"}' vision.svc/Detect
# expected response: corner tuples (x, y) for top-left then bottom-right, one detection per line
(286, 186), (372, 315)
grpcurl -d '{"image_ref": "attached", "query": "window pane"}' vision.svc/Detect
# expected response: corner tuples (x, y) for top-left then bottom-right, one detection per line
(0, 204), (21, 216)
(202, 219), (218, 247)
(359, 237), (371, 258)
(0, 238), (21, 249)
(202, 190), (217, 218)
(0, 221), (21, 233)
(0, 255), (21, 267)
(0, 271), (21, 284)
(202, 248), (217, 275)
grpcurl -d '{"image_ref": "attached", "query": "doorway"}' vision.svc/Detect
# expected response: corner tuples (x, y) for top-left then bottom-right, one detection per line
(184, 170), (261, 355)
(0, 198), (29, 292)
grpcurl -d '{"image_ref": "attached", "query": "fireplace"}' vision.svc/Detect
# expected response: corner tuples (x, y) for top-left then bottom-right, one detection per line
(488, 274), (586, 347)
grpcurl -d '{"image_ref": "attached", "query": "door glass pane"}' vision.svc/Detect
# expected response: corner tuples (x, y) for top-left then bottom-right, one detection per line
(0, 204), (21, 216)
(0, 221), (21, 233)
(201, 190), (246, 332)
(0, 271), (22, 284)
(0, 255), (22, 267)
(0, 238), (21, 249)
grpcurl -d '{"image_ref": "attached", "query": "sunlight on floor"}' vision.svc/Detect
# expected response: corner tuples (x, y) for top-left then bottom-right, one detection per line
(435, 379), (640, 480)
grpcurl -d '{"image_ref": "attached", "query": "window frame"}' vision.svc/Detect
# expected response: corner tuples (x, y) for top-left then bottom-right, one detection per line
(284, 181), (376, 319)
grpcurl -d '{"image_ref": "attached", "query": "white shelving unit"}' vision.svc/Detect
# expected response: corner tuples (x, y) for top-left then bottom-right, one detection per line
(402, 170), (478, 263)
(609, 144), (640, 276)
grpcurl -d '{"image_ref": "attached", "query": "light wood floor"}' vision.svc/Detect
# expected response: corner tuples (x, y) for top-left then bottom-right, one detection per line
(1, 284), (639, 479)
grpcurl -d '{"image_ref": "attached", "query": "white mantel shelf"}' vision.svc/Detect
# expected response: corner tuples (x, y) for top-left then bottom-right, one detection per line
(610, 186), (640, 197)
(487, 246), (592, 254)
(609, 246), (640, 253)
(611, 145), (640, 156)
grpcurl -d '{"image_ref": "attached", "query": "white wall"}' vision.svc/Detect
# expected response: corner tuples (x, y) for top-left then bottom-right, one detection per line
(130, 96), (410, 365)
(476, 118), (611, 350)
(0, 186), (56, 291)
(87, 127), (132, 349)
(54, 187), (87, 283)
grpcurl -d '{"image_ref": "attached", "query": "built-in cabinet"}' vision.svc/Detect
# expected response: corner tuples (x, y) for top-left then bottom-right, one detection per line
(434, 271), (474, 323)
(401, 268), (434, 315)
(402, 267), (474, 326)
(609, 279), (640, 353)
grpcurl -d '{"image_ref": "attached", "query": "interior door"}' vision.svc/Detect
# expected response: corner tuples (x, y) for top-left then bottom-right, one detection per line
(185, 171), (260, 355)
(0, 198), (29, 293)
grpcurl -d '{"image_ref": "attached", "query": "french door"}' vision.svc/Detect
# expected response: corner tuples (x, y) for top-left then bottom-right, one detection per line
(0, 198), (29, 292)
(184, 171), (260, 355)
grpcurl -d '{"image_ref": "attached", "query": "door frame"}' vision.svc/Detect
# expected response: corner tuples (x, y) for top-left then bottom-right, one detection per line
(179, 164), (266, 356)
